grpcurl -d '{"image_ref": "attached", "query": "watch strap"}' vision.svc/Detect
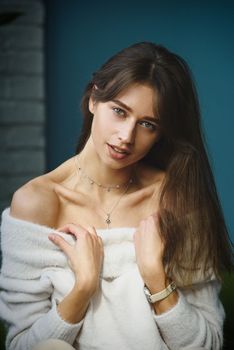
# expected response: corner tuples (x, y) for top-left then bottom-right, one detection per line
(143, 281), (177, 303)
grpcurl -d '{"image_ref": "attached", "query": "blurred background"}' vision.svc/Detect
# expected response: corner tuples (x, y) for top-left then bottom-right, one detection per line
(0, 0), (233, 241)
(0, 1), (233, 348)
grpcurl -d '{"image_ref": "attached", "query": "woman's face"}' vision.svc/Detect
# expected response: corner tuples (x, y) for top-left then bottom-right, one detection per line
(89, 83), (161, 169)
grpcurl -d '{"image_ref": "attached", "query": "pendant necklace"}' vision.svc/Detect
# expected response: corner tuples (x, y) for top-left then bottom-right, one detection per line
(75, 155), (134, 228)
(99, 178), (132, 228)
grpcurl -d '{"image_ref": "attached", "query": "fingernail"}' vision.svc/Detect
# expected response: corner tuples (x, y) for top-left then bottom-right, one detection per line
(48, 234), (56, 240)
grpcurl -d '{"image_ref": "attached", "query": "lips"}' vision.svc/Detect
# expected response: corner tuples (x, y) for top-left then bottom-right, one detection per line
(108, 144), (130, 154)
(107, 144), (130, 160)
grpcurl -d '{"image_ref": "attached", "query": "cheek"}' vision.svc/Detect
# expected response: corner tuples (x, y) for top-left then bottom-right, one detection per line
(91, 114), (103, 134)
(91, 114), (114, 144)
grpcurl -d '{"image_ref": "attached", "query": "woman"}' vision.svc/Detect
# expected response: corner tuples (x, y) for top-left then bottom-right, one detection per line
(0, 42), (233, 350)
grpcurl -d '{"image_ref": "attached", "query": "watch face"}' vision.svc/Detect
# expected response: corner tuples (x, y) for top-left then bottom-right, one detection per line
(143, 286), (152, 303)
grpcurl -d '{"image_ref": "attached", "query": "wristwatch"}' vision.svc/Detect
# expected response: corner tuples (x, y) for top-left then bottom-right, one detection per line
(143, 281), (177, 303)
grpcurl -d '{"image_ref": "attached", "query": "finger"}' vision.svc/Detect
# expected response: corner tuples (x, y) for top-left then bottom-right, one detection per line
(133, 229), (140, 242)
(97, 236), (103, 244)
(140, 217), (147, 226)
(97, 236), (104, 249)
(57, 223), (88, 238)
(138, 219), (146, 232)
(87, 226), (98, 237)
(98, 238), (104, 257)
(146, 211), (159, 224)
(48, 234), (73, 256)
(150, 214), (160, 229)
(151, 212), (159, 221)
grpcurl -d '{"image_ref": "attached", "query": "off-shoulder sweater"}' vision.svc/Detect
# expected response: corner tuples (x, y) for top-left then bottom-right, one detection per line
(0, 208), (224, 350)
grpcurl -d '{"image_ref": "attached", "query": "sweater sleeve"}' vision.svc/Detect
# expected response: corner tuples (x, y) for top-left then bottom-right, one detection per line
(0, 273), (84, 350)
(152, 280), (225, 349)
(0, 208), (85, 350)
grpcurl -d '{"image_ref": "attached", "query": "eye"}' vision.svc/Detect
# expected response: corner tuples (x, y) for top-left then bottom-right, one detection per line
(112, 107), (126, 117)
(139, 121), (157, 131)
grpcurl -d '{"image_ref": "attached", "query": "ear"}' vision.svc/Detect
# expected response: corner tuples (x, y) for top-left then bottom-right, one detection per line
(89, 84), (99, 114)
(88, 96), (95, 114)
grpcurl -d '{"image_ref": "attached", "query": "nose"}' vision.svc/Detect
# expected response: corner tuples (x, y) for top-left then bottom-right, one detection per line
(117, 120), (136, 145)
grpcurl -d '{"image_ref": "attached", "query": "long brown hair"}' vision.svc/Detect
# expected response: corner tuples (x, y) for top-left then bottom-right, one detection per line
(77, 42), (233, 286)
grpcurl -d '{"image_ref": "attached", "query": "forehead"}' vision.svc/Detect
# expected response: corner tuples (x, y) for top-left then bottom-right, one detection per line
(113, 83), (157, 117)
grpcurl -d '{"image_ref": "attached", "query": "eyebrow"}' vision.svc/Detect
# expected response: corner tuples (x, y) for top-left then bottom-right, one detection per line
(111, 99), (160, 124)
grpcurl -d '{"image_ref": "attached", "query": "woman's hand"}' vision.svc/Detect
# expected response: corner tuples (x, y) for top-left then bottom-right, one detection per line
(48, 224), (104, 297)
(134, 214), (167, 289)
(134, 215), (179, 314)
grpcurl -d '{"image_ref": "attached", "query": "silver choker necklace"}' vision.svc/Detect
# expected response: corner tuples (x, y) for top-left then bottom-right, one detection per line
(75, 155), (133, 192)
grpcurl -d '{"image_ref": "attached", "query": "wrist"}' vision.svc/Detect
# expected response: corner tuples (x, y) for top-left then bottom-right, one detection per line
(73, 280), (98, 298)
(57, 283), (93, 324)
(152, 288), (179, 315)
(144, 274), (169, 294)
(143, 280), (177, 304)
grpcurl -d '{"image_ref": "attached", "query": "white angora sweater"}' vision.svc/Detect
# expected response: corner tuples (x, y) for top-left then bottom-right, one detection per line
(0, 208), (224, 350)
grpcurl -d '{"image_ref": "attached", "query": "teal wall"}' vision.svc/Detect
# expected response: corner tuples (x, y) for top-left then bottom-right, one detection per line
(45, 0), (234, 241)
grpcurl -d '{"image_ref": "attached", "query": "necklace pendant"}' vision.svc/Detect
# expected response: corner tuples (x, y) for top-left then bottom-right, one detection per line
(106, 214), (111, 225)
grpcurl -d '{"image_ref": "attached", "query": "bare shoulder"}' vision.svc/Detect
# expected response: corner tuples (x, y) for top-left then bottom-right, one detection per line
(10, 174), (59, 227)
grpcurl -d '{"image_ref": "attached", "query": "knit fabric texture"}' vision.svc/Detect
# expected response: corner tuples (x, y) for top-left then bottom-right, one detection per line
(0, 208), (225, 350)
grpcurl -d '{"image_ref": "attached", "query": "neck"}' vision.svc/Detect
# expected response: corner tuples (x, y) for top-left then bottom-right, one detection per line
(78, 138), (135, 190)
